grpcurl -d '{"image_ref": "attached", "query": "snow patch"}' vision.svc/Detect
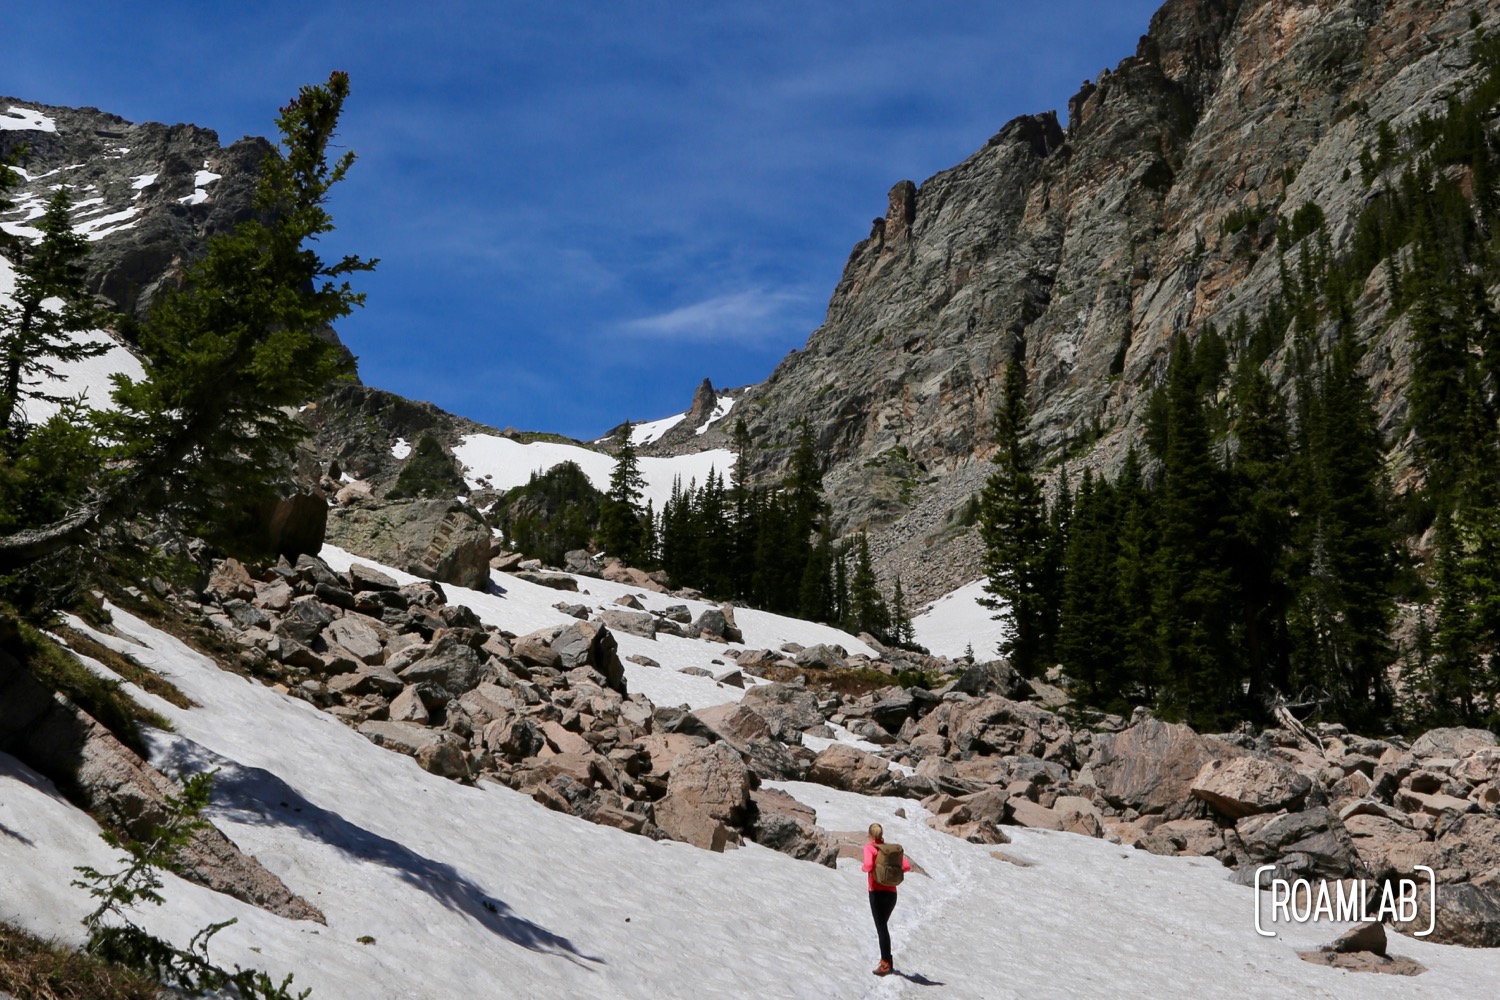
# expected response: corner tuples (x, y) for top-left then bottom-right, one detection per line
(179, 168), (221, 207)
(0, 106), (55, 132)
(912, 579), (1012, 660)
(73, 205), (142, 241)
(628, 412), (687, 446)
(391, 437), (412, 460)
(130, 172), (159, 190)
(695, 394), (735, 435)
(453, 433), (736, 511)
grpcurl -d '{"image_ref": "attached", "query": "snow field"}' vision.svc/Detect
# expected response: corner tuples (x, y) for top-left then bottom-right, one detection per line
(0, 105), (55, 131)
(911, 579), (1012, 660)
(319, 544), (876, 711)
(452, 432), (736, 512)
(628, 412), (686, 446)
(4, 595), (1496, 999)
(0, 534), (1496, 998)
(0, 255), (145, 422)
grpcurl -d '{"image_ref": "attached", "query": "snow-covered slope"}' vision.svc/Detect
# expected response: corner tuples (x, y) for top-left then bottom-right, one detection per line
(0, 236), (145, 424)
(454, 432), (735, 511)
(911, 580), (1011, 661)
(3, 552), (1498, 998)
(319, 544), (875, 712)
(628, 413), (687, 446)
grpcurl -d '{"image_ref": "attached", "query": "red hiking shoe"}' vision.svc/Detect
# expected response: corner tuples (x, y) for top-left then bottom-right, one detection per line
(873, 960), (893, 976)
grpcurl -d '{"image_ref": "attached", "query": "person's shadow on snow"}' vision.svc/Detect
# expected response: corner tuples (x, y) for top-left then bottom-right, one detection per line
(153, 735), (603, 969)
(894, 970), (945, 986)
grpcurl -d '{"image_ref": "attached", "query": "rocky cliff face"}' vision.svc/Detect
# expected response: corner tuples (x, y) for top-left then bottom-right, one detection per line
(668, 0), (1492, 603)
(0, 98), (271, 320)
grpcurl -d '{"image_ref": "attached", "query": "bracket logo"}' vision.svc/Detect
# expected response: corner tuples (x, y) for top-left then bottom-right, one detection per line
(1253, 866), (1436, 937)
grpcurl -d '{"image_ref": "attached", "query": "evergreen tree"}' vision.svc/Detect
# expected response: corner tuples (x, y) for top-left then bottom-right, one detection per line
(1405, 205), (1480, 495)
(1150, 335), (1239, 728)
(0, 186), (114, 438)
(979, 358), (1051, 676)
(798, 525), (834, 623)
(1291, 333), (1398, 724)
(1227, 358), (1294, 707)
(694, 467), (732, 595)
(751, 492), (800, 614)
(385, 433), (467, 499)
(1040, 468), (1071, 665)
(1056, 470), (1123, 705)
(832, 539), (850, 626)
(729, 417), (755, 596)
(502, 461), (603, 567)
(849, 532), (890, 640)
(1112, 447), (1160, 705)
(890, 573), (915, 648)
(598, 421), (646, 564)
(785, 421), (826, 541)
(0, 72), (372, 577)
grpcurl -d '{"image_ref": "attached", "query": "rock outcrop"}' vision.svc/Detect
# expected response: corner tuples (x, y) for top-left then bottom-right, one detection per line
(0, 644), (322, 923)
(640, 0), (1496, 602)
(325, 498), (493, 591)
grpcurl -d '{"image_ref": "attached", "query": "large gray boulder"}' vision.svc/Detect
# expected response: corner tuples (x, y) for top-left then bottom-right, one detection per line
(1092, 715), (1220, 819)
(653, 743), (751, 852)
(794, 643), (847, 670)
(949, 660), (1032, 700)
(1234, 807), (1360, 879)
(397, 633), (481, 704)
(1431, 814), (1500, 882)
(597, 608), (657, 639)
(1394, 883), (1500, 948)
(806, 743), (894, 795)
(690, 703), (805, 780)
(749, 788), (838, 867)
(1191, 755), (1312, 819)
(740, 682), (825, 742)
(1409, 727), (1498, 760)
(691, 606), (743, 643)
(326, 498), (493, 591)
(1343, 812), (1434, 882)
(358, 719), (454, 757)
(255, 490), (328, 560)
(550, 621), (626, 695)
(945, 695), (1072, 762)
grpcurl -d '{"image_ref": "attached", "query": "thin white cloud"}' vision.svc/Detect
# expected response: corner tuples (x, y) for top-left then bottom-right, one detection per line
(621, 288), (808, 342)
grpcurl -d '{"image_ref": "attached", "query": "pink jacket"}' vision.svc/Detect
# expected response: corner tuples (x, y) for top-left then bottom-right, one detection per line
(862, 839), (911, 892)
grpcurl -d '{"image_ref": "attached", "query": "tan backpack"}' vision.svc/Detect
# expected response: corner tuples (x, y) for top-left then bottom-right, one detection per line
(874, 842), (905, 886)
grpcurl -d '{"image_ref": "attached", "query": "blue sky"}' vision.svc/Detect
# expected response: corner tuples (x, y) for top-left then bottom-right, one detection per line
(10, 1), (1165, 439)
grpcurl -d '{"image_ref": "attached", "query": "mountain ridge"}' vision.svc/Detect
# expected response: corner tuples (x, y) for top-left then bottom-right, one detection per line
(663, 0), (1491, 604)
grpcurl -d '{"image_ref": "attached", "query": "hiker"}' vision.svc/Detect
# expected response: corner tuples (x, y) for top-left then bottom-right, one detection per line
(862, 822), (911, 976)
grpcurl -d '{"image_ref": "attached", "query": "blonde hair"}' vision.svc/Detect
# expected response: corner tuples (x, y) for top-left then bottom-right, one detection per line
(868, 822), (883, 841)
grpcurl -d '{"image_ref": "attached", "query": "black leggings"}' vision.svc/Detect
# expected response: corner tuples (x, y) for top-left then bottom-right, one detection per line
(869, 890), (897, 962)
